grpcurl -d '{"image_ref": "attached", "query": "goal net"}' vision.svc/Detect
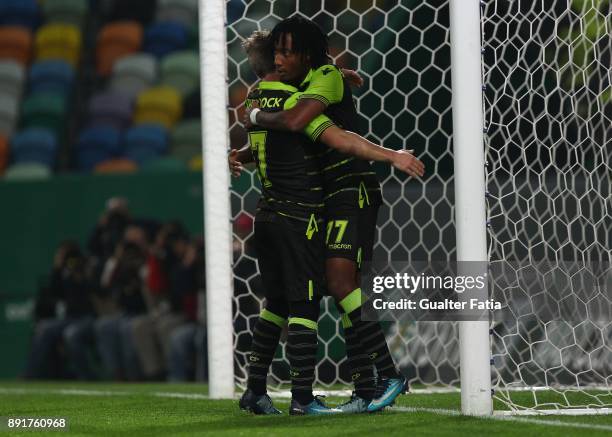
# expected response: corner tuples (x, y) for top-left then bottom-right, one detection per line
(483, 0), (610, 413)
(223, 0), (611, 413)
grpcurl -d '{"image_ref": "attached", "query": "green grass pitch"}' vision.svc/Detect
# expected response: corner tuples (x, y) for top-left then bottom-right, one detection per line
(1, 381), (611, 436)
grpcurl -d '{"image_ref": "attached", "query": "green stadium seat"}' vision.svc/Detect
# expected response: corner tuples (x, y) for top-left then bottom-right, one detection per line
(41, 0), (88, 28)
(170, 118), (201, 162)
(160, 50), (199, 97)
(3, 162), (51, 181)
(110, 53), (157, 97)
(21, 92), (67, 134)
(0, 60), (25, 99)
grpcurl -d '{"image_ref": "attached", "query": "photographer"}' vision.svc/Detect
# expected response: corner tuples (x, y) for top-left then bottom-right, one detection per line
(131, 222), (204, 381)
(25, 242), (95, 379)
(94, 225), (149, 380)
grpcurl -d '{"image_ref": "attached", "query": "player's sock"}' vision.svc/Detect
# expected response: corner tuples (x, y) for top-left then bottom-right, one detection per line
(340, 288), (400, 379)
(287, 302), (319, 405)
(341, 313), (376, 401)
(247, 307), (286, 396)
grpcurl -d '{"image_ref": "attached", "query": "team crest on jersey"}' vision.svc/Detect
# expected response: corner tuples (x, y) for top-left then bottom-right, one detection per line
(358, 181), (370, 209)
(305, 214), (319, 240)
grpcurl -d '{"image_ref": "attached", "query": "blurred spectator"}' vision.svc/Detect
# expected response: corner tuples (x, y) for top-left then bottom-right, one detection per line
(25, 197), (208, 382)
(87, 197), (131, 287)
(26, 241), (96, 379)
(131, 222), (205, 381)
(94, 224), (149, 380)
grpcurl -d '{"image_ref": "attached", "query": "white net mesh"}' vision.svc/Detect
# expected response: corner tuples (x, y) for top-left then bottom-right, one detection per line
(482, 0), (611, 411)
(224, 0), (611, 411)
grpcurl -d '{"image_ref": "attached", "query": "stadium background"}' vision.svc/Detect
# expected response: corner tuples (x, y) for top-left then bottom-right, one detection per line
(0, 0), (607, 391)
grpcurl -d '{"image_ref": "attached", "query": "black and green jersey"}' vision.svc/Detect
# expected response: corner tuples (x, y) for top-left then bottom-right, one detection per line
(298, 64), (383, 213)
(245, 81), (332, 221)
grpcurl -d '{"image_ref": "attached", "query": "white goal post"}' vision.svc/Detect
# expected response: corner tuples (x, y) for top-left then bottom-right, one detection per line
(199, 0), (234, 399)
(202, 0), (611, 415)
(449, 0), (492, 416)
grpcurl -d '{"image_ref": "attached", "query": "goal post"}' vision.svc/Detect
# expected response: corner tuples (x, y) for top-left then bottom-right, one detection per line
(199, 0), (234, 399)
(449, 0), (493, 416)
(204, 0), (611, 413)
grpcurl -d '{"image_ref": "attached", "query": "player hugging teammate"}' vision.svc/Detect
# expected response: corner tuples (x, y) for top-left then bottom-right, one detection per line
(230, 16), (425, 415)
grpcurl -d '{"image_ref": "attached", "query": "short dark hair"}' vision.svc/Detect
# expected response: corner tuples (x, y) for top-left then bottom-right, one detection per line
(271, 15), (329, 69)
(242, 30), (274, 78)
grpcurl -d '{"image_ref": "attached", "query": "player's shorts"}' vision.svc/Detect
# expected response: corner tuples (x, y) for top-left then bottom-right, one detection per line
(254, 210), (325, 302)
(324, 205), (380, 268)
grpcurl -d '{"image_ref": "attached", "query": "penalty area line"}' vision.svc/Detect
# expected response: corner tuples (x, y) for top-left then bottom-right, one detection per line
(393, 407), (612, 432)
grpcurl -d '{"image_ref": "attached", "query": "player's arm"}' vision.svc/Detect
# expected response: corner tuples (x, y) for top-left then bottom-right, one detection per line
(228, 145), (253, 177)
(244, 65), (344, 132)
(320, 127), (425, 178)
(304, 115), (425, 178)
(230, 88), (260, 176)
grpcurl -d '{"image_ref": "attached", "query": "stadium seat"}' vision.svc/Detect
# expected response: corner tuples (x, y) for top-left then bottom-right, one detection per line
(0, 94), (19, 135)
(29, 60), (75, 94)
(21, 92), (67, 134)
(88, 91), (133, 130)
(143, 21), (188, 58)
(170, 119), (201, 162)
(93, 158), (138, 174)
(10, 127), (57, 167)
(41, 0), (88, 28)
(76, 126), (122, 171)
(0, 60), (25, 99)
(160, 50), (199, 97)
(0, 135), (8, 173)
(133, 86), (182, 129)
(0, 26), (32, 65)
(0, 0), (40, 30)
(96, 21), (143, 76)
(102, 0), (156, 25)
(3, 162), (51, 180)
(141, 156), (186, 172)
(124, 124), (168, 165)
(35, 24), (82, 67)
(156, 0), (198, 29)
(110, 53), (157, 97)
(188, 154), (201, 171)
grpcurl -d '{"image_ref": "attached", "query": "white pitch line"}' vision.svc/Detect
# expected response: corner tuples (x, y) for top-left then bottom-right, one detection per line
(393, 407), (612, 432)
(0, 387), (202, 398)
(152, 392), (209, 400)
(0, 387), (130, 396)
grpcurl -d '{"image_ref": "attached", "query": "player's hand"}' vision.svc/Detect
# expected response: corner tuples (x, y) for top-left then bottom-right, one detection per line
(391, 149), (425, 178)
(341, 68), (364, 88)
(243, 100), (259, 128)
(228, 149), (243, 177)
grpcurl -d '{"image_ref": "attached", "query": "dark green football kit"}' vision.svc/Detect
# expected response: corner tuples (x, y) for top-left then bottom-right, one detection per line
(246, 81), (332, 302)
(297, 64), (383, 267)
